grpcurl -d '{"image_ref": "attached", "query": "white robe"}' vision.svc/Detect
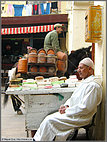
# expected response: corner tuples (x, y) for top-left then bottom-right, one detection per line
(33, 75), (102, 141)
(8, 67), (16, 81)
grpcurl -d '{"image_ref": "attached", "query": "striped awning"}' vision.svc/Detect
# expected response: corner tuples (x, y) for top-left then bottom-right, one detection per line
(1, 24), (54, 35)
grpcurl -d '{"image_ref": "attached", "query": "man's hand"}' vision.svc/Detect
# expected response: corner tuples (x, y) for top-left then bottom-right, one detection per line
(59, 105), (69, 114)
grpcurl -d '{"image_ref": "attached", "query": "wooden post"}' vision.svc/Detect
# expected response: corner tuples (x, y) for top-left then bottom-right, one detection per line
(92, 43), (95, 63)
(92, 43), (95, 75)
(30, 35), (33, 48)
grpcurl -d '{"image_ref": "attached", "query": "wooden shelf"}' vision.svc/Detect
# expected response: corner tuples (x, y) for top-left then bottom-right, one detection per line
(27, 72), (56, 77)
(27, 62), (57, 77)
(28, 63), (56, 67)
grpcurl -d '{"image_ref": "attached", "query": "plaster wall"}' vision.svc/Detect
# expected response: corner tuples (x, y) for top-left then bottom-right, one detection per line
(68, 1), (106, 140)
(93, 1), (106, 140)
(71, 1), (93, 51)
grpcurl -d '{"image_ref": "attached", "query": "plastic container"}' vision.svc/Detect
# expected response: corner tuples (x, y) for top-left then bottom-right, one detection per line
(38, 48), (46, 54)
(48, 67), (56, 73)
(56, 51), (67, 61)
(57, 60), (66, 71)
(29, 48), (37, 54)
(47, 49), (55, 55)
(30, 66), (38, 72)
(39, 67), (47, 72)
(47, 54), (56, 64)
(18, 58), (28, 73)
(37, 53), (46, 63)
(28, 53), (37, 63)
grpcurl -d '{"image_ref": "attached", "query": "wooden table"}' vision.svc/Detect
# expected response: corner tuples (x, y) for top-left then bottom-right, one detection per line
(6, 87), (76, 136)
(6, 87), (76, 95)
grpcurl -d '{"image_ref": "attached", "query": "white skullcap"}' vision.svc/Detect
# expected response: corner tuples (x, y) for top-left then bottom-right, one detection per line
(79, 57), (94, 69)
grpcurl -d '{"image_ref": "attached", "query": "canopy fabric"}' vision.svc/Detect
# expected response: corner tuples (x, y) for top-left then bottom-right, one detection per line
(1, 25), (54, 35)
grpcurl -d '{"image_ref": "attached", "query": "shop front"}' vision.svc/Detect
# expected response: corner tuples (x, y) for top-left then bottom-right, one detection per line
(1, 14), (68, 84)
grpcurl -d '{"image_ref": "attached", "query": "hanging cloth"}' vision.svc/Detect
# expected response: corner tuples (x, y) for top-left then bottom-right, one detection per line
(13, 4), (24, 16)
(38, 4), (41, 15)
(36, 4), (39, 15)
(40, 3), (50, 15)
(22, 5), (26, 16)
(4, 4), (8, 13)
(32, 4), (38, 15)
(32, 4), (35, 15)
(51, 2), (58, 9)
(7, 4), (13, 15)
(24, 4), (32, 16)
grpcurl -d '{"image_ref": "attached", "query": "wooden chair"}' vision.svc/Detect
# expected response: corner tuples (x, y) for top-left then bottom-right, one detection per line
(66, 113), (96, 140)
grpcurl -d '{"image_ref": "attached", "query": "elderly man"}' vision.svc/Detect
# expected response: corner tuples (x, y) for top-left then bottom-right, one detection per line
(44, 23), (64, 52)
(33, 57), (102, 141)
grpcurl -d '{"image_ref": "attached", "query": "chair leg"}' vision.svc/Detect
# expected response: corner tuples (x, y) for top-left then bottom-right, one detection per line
(86, 129), (89, 140)
(66, 129), (78, 141)
(53, 136), (56, 141)
(26, 130), (29, 137)
(72, 129), (78, 140)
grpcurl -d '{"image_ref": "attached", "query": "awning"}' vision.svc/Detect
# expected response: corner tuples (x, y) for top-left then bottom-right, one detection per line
(1, 24), (54, 35)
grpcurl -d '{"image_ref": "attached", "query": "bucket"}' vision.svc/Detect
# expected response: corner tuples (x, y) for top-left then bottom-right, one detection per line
(57, 60), (66, 71)
(39, 67), (47, 73)
(30, 66), (38, 72)
(47, 54), (56, 64)
(29, 48), (37, 54)
(18, 58), (28, 73)
(28, 53), (37, 63)
(56, 51), (67, 61)
(47, 49), (55, 55)
(37, 53), (46, 63)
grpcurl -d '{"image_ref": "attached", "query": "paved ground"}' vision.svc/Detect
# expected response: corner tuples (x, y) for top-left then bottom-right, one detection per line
(1, 86), (33, 141)
(1, 86), (88, 141)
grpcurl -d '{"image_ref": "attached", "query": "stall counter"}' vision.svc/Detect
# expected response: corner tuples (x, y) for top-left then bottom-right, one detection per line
(6, 87), (77, 135)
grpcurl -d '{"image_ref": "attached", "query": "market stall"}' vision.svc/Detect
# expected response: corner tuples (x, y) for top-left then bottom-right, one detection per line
(6, 75), (81, 136)
(4, 46), (80, 136)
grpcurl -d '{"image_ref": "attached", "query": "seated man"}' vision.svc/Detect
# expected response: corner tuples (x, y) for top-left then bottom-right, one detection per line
(33, 57), (102, 141)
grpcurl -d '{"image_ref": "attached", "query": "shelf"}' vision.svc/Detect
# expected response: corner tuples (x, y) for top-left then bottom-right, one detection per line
(27, 61), (57, 77)
(28, 63), (56, 67)
(27, 72), (56, 77)
(27, 72), (56, 75)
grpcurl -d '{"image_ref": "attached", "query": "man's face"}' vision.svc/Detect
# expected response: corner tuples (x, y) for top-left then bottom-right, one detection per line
(56, 27), (63, 34)
(77, 63), (90, 79)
